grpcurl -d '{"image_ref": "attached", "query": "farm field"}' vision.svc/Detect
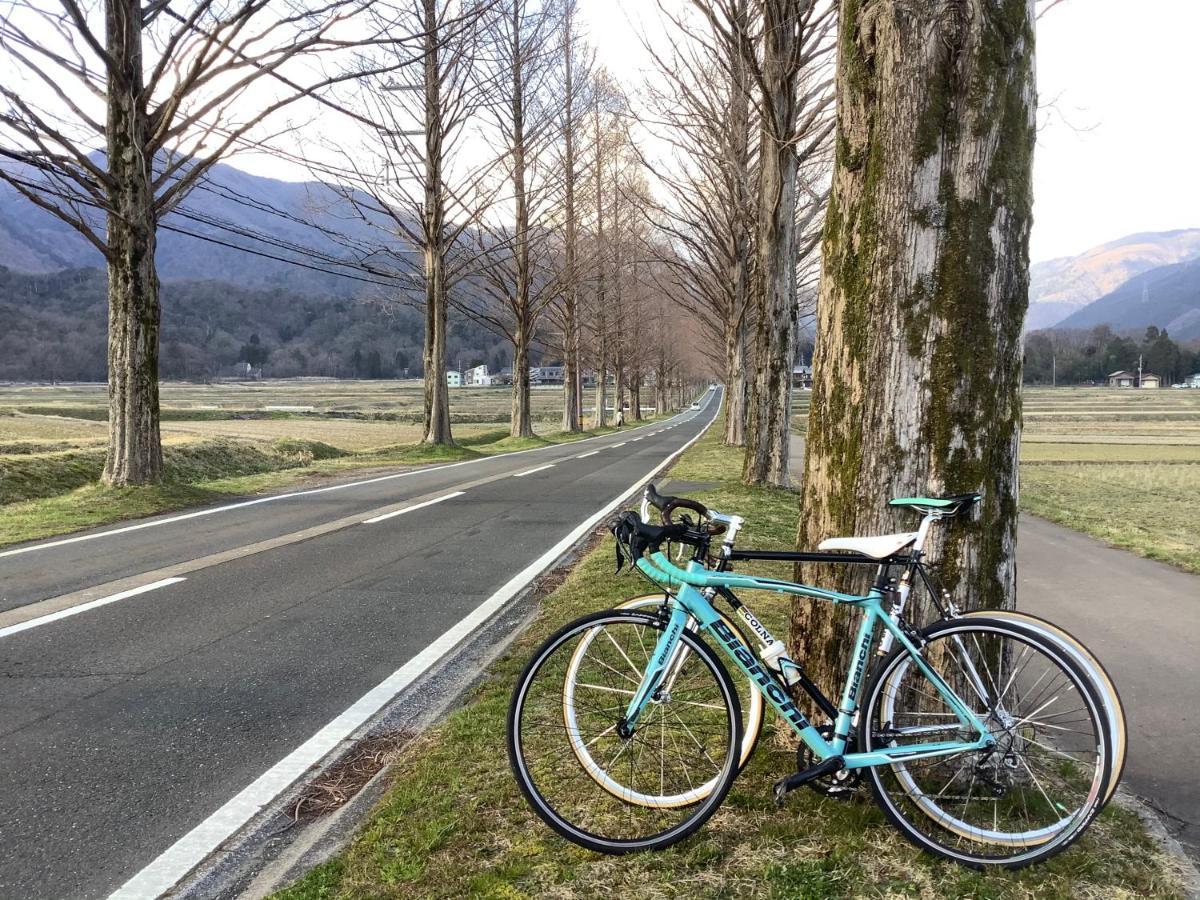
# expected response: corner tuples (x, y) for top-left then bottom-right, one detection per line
(792, 386), (1200, 572)
(0, 379), (649, 547)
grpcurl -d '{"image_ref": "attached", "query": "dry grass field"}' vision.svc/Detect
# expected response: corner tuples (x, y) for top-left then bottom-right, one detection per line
(0, 379), (633, 547)
(792, 387), (1200, 572)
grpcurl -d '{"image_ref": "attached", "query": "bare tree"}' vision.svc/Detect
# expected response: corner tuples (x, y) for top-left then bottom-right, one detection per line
(793, 0), (1036, 694)
(469, 0), (562, 439)
(0, 0), (391, 483)
(313, 0), (499, 446)
(638, 0), (758, 446)
(546, 0), (592, 431)
(693, 0), (834, 485)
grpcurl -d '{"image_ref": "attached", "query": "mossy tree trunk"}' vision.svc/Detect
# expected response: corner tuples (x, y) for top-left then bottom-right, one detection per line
(103, 0), (162, 486)
(791, 0), (1036, 701)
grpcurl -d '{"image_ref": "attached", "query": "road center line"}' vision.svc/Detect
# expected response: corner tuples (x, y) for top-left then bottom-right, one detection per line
(611, 442), (626, 448)
(0, 578), (186, 639)
(576, 450), (600, 459)
(362, 492), (465, 524)
(107, 391), (722, 900)
(512, 464), (556, 478)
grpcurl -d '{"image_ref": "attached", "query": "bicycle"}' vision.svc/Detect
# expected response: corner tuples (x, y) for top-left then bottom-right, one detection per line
(507, 486), (1120, 868)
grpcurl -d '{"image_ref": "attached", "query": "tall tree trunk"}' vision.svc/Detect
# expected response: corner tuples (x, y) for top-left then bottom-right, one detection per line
(723, 318), (748, 445)
(631, 376), (642, 421)
(421, 1), (453, 446)
(103, 0), (162, 486)
(592, 335), (608, 429)
(791, 0), (1035, 700)
(512, 321), (533, 437)
(422, 247), (453, 444)
(742, 2), (799, 488)
(560, 2), (582, 433)
(508, 3), (535, 440)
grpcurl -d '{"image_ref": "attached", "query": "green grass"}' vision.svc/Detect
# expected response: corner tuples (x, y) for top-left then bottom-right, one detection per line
(1021, 464), (1200, 573)
(793, 387), (1200, 573)
(271, 419), (1184, 900)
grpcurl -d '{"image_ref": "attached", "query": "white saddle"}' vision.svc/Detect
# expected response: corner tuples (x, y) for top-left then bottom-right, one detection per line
(818, 532), (918, 560)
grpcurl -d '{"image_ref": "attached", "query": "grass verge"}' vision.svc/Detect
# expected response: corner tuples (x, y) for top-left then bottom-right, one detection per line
(271, 419), (1185, 900)
(0, 418), (666, 549)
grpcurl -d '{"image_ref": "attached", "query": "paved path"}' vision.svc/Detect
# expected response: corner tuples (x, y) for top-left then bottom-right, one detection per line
(790, 433), (1199, 859)
(0, 391), (721, 900)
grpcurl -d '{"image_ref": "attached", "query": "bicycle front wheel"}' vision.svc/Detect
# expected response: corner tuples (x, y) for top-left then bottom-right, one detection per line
(507, 610), (742, 854)
(860, 616), (1111, 868)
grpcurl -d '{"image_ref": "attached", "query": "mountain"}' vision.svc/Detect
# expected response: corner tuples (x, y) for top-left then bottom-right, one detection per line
(0, 161), (414, 293)
(1056, 256), (1200, 341)
(0, 266), (514, 383)
(1027, 229), (1200, 330)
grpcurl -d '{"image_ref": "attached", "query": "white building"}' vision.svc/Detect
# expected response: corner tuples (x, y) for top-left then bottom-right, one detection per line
(446, 370), (462, 388)
(464, 364), (491, 386)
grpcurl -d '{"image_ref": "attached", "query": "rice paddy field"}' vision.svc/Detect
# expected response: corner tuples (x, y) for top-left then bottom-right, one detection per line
(793, 386), (1200, 572)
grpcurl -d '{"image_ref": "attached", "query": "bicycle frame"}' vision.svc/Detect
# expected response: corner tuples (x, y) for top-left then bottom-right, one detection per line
(623, 556), (994, 770)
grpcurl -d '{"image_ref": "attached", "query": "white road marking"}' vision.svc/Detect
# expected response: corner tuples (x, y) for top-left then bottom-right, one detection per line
(108, 392), (722, 900)
(362, 492), (466, 524)
(0, 578), (186, 640)
(1, 411), (692, 561)
(512, 464), (556, 478)
(611, 442), (626, 448)
(576, 450), (600, 459)
(630, 437), (643, 442)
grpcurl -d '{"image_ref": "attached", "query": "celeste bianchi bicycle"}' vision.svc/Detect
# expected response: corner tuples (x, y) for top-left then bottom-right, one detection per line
(507, 486), (1121, 868)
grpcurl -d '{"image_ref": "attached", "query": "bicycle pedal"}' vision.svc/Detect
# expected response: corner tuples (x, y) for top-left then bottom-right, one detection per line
(773, 755), (845, 805)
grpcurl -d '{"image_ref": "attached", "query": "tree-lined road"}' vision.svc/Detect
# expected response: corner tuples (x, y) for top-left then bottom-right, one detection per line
(0, 390), (720, 900)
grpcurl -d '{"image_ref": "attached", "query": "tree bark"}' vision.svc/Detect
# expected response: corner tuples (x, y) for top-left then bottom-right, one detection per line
(723, 318), (748, 445)
(791, 0), (1036, 701)
(421, 0), (453, 446)
(103, 0), (162, 486)
(741, 1), (800, 488)
(507, 2), (535, 440)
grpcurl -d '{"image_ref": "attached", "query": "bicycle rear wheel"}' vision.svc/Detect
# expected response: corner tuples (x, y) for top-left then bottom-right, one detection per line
(860, 616), (1111, 868)
(963, 609), (1126, 804)
(508, 610), (742, 854)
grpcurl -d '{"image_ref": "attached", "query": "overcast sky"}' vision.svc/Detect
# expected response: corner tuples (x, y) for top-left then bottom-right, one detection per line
(574, 0), (1200, 263)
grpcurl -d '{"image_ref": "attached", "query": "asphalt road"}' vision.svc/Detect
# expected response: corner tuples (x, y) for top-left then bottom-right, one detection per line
(0, 390), (722, 900)
(789, 433), (1200, 863)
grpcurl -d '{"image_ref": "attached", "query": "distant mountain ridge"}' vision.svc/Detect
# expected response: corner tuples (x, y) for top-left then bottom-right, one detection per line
(0, 161), (414, 293)
(1056, 256), (1200, 341)
(1027, 229), (1200, 330)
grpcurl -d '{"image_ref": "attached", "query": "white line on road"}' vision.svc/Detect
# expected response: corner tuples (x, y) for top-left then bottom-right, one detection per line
(362, 492), (466, 524)
(512, 463), (556, 478)
(0, 578), (186, 640)
(108, 392), (722, 900)
(576, 450), (600, 459)
(611, 442), (626, 448)
(630, 437), (643, 442)
(1, 410), (693, 561)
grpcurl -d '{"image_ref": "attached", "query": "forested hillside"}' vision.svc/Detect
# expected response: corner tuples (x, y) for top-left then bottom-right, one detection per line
(0, 266), (519, 382)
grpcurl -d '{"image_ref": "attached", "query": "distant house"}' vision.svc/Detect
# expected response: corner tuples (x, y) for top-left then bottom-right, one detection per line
(535, 365), (564, 385)
(792, 364), (812, 388)
(1107, 370), (1161, 388)
(464, 364), (490, 386)
(1186, 373), (1200, 388)
(494, 366), (514, 386)
(446, 370), (462, 387)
